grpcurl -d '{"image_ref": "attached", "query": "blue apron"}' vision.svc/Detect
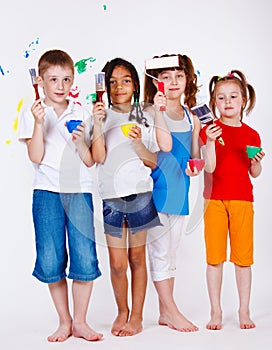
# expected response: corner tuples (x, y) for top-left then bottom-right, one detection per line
(151, 108), (192, 215)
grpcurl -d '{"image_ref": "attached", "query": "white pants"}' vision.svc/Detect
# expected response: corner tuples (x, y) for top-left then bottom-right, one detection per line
(147, 212), (185, 282)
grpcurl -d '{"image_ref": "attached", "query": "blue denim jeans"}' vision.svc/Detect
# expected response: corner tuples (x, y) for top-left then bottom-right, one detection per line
(103, 192), (161, 237)
(32, 190), (101, 283)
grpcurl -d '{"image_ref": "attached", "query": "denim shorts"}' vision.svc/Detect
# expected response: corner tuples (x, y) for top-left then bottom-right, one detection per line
(102, 192), (161, 237)
(32, 190), (101, 283)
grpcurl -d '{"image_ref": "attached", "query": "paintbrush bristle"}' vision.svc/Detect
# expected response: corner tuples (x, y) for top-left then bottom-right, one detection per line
(191, 104), (214, 123)
(145, 56), (180, 70)
(29, 68), (37, 84)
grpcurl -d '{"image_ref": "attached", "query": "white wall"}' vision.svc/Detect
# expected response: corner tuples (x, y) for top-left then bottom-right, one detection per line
(1, 0), (271, 347)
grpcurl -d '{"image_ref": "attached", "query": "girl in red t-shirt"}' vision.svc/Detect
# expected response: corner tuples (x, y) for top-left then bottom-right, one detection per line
(200, 70), (265, 330)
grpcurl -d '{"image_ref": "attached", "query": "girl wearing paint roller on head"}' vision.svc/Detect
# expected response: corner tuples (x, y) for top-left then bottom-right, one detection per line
(143, 54), (202, 332)
(91, 57), (172, 337)
(200, 70), (265, 330)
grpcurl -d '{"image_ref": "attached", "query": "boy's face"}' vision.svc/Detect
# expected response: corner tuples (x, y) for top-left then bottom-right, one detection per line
(38, 65), (74, 106)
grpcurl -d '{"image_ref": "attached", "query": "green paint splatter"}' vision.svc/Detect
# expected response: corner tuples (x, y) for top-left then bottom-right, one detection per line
(103, 4), (107, 10)
(86, 93), (97, 104)
(74, 57), (96, 74)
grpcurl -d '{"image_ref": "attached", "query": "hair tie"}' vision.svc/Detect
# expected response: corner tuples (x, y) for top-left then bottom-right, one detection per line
(217, 76), (222, 80)
(228, 72), (234, 78)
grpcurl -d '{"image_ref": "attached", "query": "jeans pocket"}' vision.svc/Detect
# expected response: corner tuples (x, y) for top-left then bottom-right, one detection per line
(103, 206), (112, 218)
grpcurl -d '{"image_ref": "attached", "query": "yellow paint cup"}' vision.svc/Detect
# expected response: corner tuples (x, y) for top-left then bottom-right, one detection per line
(121, 123), (136, 137)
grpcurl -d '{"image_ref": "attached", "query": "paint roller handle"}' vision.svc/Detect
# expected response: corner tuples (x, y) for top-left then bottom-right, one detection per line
(157, 82), (166, 111)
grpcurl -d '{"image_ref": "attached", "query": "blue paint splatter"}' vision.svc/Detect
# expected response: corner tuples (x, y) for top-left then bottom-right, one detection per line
(196, 69), (201, 77)
(24, 37), (40, 58)
(0, 65), (10, 76)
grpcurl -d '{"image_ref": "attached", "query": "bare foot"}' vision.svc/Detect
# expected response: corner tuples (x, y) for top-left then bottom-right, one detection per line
(111, 311), (129, 336)
(118, 317), (143, 337)
(73, 322), (103, 341)
(206, 311), (222, 330)
(239, 310), (256, 329)
(47, 322), (72, 342)
(159, 312), (198, 332)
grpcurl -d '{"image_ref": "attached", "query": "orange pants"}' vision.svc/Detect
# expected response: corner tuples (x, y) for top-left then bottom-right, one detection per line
(204, 200), (254, 266)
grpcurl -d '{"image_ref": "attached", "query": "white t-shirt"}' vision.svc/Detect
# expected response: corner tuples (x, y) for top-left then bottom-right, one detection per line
(18, 99), (94, 193)
(97, 109), (159, 199)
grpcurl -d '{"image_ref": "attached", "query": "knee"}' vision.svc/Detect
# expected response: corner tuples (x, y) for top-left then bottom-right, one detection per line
(110, 260), (128, 277)
(129, 251), (146, 270)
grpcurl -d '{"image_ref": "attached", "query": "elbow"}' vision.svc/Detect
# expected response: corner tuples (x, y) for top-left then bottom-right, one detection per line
(160, 144), (172, 152)
(149, 162), (157, 170)
(85, 160), (95, 168)
(159, 139), (172, 152)
(92, 155), (106, 164)
(29, 153), (43, 164)
(204, 162), (216, 173)
(205, 166), (215, 174)
(157, 133), (172, 153)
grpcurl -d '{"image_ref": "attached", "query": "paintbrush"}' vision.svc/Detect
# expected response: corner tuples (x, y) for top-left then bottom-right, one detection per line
(145, 55), (180, 111)
(191, 103), (225, 145)
(29, 68), (40, 100)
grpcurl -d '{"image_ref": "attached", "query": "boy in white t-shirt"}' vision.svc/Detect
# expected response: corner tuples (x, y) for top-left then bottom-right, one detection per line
(18, 49), (102, 342)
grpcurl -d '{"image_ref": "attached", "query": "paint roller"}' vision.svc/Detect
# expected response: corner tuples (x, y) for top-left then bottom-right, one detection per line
(145, 55), (180, 111)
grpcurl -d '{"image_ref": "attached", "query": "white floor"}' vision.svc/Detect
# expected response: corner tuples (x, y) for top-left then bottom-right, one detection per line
(2, 196), (272, 350)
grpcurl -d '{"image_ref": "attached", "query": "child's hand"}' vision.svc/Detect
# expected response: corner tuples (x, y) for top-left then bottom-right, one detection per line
(206, 123), (222, 142)
(71, 122), (85, 144)
(93, 102), (106, 125)
(251, 150), (265, 165)
(128, 125), (142, 143)
(153, 91), (167, 112)
(185, 162), (200, 177)
(31, 99), (45, 125)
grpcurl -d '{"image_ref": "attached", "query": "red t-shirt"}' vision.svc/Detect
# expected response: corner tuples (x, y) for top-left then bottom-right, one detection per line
(200, 120), (261, 201)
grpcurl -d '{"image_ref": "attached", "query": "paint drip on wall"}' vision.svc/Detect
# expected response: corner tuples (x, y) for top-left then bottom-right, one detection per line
(5, 99), (25, 145)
